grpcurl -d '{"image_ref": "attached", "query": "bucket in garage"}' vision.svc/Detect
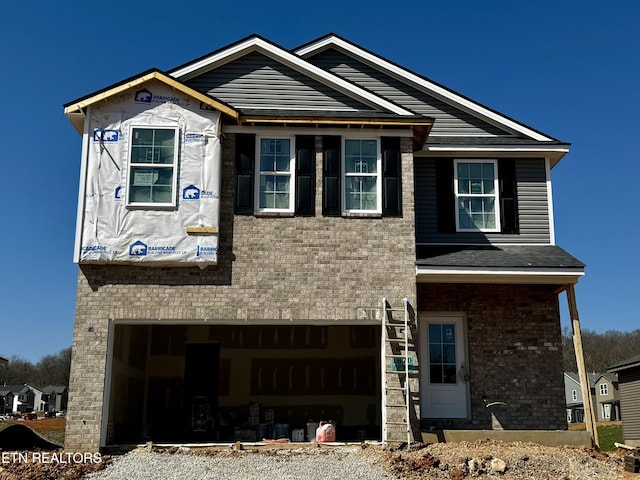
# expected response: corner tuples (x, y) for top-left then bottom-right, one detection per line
(256, 423), (271, 441)
(306, 422), (318, 441)
(273, 423), (289, 440)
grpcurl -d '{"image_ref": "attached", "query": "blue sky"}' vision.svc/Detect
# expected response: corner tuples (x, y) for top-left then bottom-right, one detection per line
(0, 0), (638, 363)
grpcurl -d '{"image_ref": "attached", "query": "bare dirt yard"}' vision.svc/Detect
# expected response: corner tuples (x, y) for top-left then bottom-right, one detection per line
(0, 438), (632, 480)
(0, 418), (634, 479)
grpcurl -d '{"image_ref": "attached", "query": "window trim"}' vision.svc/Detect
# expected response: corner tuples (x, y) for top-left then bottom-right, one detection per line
(599, 383), (608, 396)
(571, 389), (577, 401)
(453, 159), (501, 232)
(254, 135), (296, 214)
(342, 137), (382, 215)
(125, 125), (179, 208)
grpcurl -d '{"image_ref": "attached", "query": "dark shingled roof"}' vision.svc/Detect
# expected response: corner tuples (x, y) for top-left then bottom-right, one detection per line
(416, 245), (585, 271)
(608, 354), (640, 373)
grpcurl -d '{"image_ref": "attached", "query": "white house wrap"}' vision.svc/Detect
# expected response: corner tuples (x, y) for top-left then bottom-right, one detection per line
(78, 82), (222, 266)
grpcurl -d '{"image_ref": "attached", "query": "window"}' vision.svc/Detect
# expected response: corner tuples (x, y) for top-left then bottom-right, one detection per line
(343, 138), (381, 213)
(256, 137), (295, 212)
(454, 159), (500, 231)
(599, 383), (608, 396)
(235, 134), (314, 215)
(572, 389), (577, 401)
(126, 127), (179, 207)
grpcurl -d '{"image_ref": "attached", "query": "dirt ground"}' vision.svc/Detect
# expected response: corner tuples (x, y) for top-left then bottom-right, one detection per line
(0, 439), (633, 480)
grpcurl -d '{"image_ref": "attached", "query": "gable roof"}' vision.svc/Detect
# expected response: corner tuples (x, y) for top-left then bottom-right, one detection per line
(169, 34), (416, 117)
(63, 69), (241, 134)
(295, 34), (558, 142)
(295, 34), (570, 166)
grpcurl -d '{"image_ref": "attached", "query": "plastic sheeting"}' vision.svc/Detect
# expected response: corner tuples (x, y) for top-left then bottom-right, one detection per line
(78, 82), (221, 266)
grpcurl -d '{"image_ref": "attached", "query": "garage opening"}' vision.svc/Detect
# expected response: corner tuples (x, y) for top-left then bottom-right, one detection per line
(105, 324), (381, 445)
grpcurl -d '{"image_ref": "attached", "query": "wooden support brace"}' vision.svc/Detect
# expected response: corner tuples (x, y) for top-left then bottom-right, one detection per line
(566, 284), (599, 447)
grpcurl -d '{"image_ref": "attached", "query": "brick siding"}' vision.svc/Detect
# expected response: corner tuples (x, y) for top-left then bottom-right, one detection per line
(418, 283), (567, 431)
(65, 135), (417, 451)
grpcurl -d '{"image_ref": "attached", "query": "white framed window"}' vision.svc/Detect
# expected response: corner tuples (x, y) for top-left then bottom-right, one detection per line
(126, 126), (179, 207)
(343, 138), (381, 213)
(255, 136), (295, 213)
(572, 390), (577, 401)
(454, 159), (500, 231)
(599, 383), (608, 396)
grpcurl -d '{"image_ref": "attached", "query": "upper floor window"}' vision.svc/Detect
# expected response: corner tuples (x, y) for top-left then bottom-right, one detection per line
(126, 126), (179, 207)
(454, 159), (500, 232)
(572, 389), (577, 401)
(599, 383), (608, 396)
(343, 138), (381, 213)
(257, 137), (294, 212)
(236, 134), (400, 217)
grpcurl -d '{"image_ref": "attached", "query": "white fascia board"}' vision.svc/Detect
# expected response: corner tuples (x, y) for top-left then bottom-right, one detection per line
(296, 36), (555, 142)
(171, 37), (414, 116)
(416, 267), (584, 285)
(419, 144), (569, 167)
(223, 125), (413, 137)
(73, 108), (91, 264)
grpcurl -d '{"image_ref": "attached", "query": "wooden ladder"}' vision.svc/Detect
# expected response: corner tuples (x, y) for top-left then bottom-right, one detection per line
(381, 297), (412, 444)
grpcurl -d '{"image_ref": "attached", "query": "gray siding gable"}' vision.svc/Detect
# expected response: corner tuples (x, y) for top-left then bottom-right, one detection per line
(185, 51), (378, 113)
(305, 48), (511, 137)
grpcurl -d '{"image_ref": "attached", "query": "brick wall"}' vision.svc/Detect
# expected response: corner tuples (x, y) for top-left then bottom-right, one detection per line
(65, 135), (417, 451)
(418, 283), (567, 431)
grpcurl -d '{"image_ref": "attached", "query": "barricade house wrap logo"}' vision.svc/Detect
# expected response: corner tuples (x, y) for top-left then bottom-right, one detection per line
(93, 129), (119, 142)
(129, 240), (181, 257)
(197, 245), (218, 257)
(182, 184), (200, 200)
(129, 240), (148, 257)
(134, 88), (183, 106)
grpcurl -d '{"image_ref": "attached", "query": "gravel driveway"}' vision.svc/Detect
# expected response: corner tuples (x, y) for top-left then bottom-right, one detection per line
(86, 447), (401, 480)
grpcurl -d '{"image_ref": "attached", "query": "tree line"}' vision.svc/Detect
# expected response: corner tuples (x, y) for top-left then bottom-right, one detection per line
(562, 328), (640, 373)
(0, 347), (71, 388)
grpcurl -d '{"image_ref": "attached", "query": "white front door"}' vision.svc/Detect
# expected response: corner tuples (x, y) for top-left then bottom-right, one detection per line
(420, 314), (469, 418)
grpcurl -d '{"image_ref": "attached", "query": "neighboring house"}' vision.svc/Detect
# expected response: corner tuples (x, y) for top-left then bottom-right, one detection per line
(594, 373), (620, 421)
(0, 388), (15, 415)
(608, 355), (640, 447)
(63, 34), (585, 451)
(0, 384), (44, 413)
(41, 386), (69, 412)
(564, 372), (620, 423)
(0, 356), (7, 365)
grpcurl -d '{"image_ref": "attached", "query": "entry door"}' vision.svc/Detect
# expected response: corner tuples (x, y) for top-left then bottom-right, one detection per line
(420, 315), (469, 418)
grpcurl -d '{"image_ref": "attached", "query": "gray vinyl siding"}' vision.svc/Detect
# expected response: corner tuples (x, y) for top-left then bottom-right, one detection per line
(306, 48), (507, 137)
(185, 51), (375, 112)
(415, 158), (551, 244)
(619, 368), (640, 441)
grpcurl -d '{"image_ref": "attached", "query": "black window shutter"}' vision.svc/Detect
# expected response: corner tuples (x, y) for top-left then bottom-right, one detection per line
(295, 135), (315, 216)
(498, 159), (519, 234)
(322, 136), (341, 216)
(435, 159), (456, 233)
(382, 137), (401, 216)
(235, 133), (255, 214)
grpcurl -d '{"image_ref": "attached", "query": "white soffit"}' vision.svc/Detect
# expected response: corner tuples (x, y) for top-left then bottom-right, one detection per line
(170, 36), (415, 117)
(296, 36), (556, 143)
(416, 267), (584, 285)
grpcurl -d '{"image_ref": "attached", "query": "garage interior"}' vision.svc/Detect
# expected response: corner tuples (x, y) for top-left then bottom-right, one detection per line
(106, 324), (381, 445)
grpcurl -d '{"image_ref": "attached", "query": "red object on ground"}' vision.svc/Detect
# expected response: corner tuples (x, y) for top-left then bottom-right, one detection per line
(315, 421), (336, 442)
